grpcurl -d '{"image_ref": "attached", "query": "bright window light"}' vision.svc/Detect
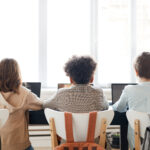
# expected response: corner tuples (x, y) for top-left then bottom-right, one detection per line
(98, 0), (131, 85)
(1, 0), (150, 87)
(0, 0), (39, 82)
(47, 0), (91, 87)
(136, 0), (150, 54)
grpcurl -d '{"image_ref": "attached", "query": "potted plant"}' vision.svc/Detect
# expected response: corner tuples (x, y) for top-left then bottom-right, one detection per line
(111, 133), (120, 148)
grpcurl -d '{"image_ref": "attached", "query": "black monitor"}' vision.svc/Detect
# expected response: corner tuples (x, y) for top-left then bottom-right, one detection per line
(23, 82), (41, 97)
(23, 82), (48, 124)
(111, 83), (137, 104)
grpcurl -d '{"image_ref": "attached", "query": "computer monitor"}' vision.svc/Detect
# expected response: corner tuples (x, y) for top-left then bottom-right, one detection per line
(23, 82), (48, 124)
(111, 83), (137, 104)
(23, 82), (41, 97)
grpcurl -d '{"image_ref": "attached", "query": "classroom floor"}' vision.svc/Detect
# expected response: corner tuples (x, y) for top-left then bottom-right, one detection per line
(30, 136), (51, 150)
(29, 125), (51, 150)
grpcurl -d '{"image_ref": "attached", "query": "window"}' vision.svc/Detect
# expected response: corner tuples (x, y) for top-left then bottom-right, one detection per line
(1, 0), (150, 87)
(136, 0), (150, 54)
(0, 0), (39, 82)
(47, 0), (91, 87)
(97, 0), (131, 85)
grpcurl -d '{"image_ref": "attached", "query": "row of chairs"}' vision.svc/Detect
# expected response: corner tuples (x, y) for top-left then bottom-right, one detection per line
(0, 109), (149, 150)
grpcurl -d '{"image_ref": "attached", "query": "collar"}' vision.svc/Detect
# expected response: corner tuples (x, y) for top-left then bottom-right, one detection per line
(138, 81), (150, 85)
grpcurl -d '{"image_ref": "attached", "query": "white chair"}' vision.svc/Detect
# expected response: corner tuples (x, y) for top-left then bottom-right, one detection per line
(126, 110), (150, 150)
(44, 109), (114, 149)
(0, 109), (9, 128)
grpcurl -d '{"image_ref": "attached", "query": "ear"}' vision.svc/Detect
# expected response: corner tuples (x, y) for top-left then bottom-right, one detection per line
(135, 68), (139, 76)
(69, 77), (74, 84)
(90, 76), (94, 83)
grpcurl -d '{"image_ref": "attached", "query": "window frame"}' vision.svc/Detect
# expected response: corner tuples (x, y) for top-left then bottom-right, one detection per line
(39, 0), (137, 87)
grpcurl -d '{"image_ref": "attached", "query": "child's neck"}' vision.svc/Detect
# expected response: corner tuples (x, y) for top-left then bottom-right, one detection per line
(139, 77), (150, 82)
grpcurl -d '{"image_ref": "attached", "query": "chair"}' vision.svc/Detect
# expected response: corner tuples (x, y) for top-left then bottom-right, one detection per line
(44, 109), (114, 149)
(0, 109), (9, 128)
(126, 110), (150, 150)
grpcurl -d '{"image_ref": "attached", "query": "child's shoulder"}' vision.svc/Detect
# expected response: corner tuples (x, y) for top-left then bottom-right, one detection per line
(19, 86), (30, 95)
(57, 87), (71, 94)
(90, 85), (103, 93)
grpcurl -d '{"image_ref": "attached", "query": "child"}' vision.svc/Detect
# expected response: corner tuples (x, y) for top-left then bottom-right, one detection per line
(113, 52), (150, 149)
(0, 58), (43, 150)
(43, 55), (108, 112)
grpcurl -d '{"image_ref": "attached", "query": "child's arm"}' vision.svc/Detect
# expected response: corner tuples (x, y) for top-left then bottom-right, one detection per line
(112, 88), (128, 112)
(43, 94), (58, 110)
(25, 91), (43, 110)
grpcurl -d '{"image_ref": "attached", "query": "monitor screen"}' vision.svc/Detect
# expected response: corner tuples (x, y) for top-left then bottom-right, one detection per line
(23, 82), (48, 124)
(111, 83), (137, 104)
(23, 82), (41, 97)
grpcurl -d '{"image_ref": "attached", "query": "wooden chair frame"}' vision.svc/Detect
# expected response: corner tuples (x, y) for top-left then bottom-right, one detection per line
(49, 118), (58, 149)
(126, 110), (150, 150)
(134, 119), (140, 150)
(50, 117), (107, 150)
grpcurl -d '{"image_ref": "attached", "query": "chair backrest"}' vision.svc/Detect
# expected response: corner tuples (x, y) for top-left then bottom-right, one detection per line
(44, 108), (114, 142)
(126, 110), (150, 138)
(0, 109), (9, 128)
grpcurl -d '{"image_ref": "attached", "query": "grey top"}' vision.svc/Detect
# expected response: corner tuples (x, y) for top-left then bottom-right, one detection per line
(43, 84), (109, 113)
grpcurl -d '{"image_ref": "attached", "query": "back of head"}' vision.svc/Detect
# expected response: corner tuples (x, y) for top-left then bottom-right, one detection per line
(0, 58), (21, 93)
(64, 56), (97, 84)
(134, 52), (150, 79)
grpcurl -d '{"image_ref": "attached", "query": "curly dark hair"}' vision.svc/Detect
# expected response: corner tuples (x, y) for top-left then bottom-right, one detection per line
(64, 56), (97, 84)
(0, 58), (22, 93)
(134, 52), (150, 79)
